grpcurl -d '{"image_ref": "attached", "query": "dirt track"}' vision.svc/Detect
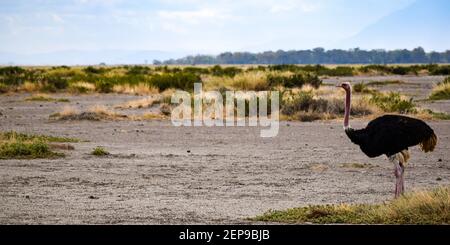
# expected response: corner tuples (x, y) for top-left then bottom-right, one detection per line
(1, 76), (449, 224)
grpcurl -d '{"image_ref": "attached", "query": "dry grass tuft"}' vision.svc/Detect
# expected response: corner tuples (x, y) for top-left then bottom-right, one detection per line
(25, 93), (69, 102)
(429, 82), (450, 100)
(135, 112), (166, 120)
(203, 71), (269, 91)
(307, 163), (329, 172)
(68, 82), (96, 93)
(18, 81), (41, 92)
(57, 106), (79, 117)
(50, 105), (127, 121)
(113, 83), (159, 95)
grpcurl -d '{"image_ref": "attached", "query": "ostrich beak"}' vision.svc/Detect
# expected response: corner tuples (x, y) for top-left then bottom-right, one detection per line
(336, 84), (342, 88)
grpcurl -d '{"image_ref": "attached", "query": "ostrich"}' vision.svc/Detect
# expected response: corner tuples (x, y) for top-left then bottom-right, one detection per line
(337, 82), (437, 198)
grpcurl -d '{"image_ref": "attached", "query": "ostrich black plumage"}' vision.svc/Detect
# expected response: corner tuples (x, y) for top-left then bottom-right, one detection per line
(337, 82), (437, 198)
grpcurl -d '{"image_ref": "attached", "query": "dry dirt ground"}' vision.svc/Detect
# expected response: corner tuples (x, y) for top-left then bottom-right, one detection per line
(0, 75), (449, 224)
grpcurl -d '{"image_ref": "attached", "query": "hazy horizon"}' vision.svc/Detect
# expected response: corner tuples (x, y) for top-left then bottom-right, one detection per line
(1, 0), (449, 64)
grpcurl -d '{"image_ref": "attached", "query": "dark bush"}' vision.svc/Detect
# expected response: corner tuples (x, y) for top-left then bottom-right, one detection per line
(150, 72), (200, 91)
(210, 65), (242, 77)
(0, 66), (25, 76)
(267, 73), (321, 88)
(183, 67), (209, 75)
(0, 67), (27, 86)
(430, 65), (450, 75)
(45, 75), (69, 90)
(95, 79), (114, 93)
(391, 66), (409, 75)
(126, 66), (152, 75)
(326, 66), (354, 76)
(281, 91), (314, 116)
(84, 66), (108, 74)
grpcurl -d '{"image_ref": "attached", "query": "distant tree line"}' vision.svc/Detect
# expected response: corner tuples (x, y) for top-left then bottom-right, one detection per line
(155, 47), (450, 65)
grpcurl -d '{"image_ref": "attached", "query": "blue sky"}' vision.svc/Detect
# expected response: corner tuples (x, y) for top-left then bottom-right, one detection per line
(0, 0), (447, 56)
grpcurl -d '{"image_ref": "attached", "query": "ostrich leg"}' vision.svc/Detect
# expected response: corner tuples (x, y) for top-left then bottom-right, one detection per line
(390, 154), (405, 198)
(395, 163), (405, 197)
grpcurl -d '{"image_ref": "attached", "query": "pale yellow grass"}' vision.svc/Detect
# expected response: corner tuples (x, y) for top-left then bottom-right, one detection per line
(18, 81), (41, 92)
(203, 71), (269, 91)
(429, 82), (450, 100)
(69, 82), (96, 92)
(58, 106), (79, 117)
(88, 105), (116, 116)
(26, 93), (50, 99)
(133, 112), (166, 120)
(113, 83), (159, 95)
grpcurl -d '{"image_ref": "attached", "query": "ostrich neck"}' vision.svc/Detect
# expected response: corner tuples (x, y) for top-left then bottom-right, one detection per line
(344, 88), (351, 129)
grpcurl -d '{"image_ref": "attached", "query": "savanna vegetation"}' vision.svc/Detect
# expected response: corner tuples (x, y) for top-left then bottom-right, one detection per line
(1, 64), (449, 122)
(252, 186), (450, 224)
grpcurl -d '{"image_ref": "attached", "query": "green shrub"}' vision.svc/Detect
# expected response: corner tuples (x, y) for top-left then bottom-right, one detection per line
(84, 66), (108, 74)
(210, 65), (242, 77)
(268, 65), (353, 76)
(352, 82), (380, 93)
(0, 131), (81, 143)
(0, 140), (62, 159)
(0, 83), (8, 93)
(370, 92), (416, 113)
(0, 66), (25, 76)
(430, 65), (450, 75)
(281, 91), (315, 116)
(45, 75), (69, 90)
(183, 66), (210, 75)
(150, 72), (200, 91)
(126, 66), (152, 75)
(267, 73), (321, 88)
(429, 83), (450, 100)
(0, 67), (26, 85)
(91, 146), (109, 156)
(326, 66), (354, 76)
(95, 79), (114, 93)
(353, 82), (369, 93)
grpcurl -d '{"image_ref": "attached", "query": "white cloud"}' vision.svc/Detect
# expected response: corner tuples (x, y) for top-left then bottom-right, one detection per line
(269, 0), (320, 13)
(51, 14), (64, 23)
(157, 8), (232, 24)
(161, 22), (187, 34)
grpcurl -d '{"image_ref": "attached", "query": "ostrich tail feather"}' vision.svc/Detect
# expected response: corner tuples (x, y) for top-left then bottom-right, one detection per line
(420, 132), (437, 153)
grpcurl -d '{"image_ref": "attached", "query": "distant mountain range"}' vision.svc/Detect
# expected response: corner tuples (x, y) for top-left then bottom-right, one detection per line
(0, 50), (188, 66)
(340, 0), (450, 51)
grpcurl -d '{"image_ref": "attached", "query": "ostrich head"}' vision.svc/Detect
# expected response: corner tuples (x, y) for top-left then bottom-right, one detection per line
(336, 82), (351, 92)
